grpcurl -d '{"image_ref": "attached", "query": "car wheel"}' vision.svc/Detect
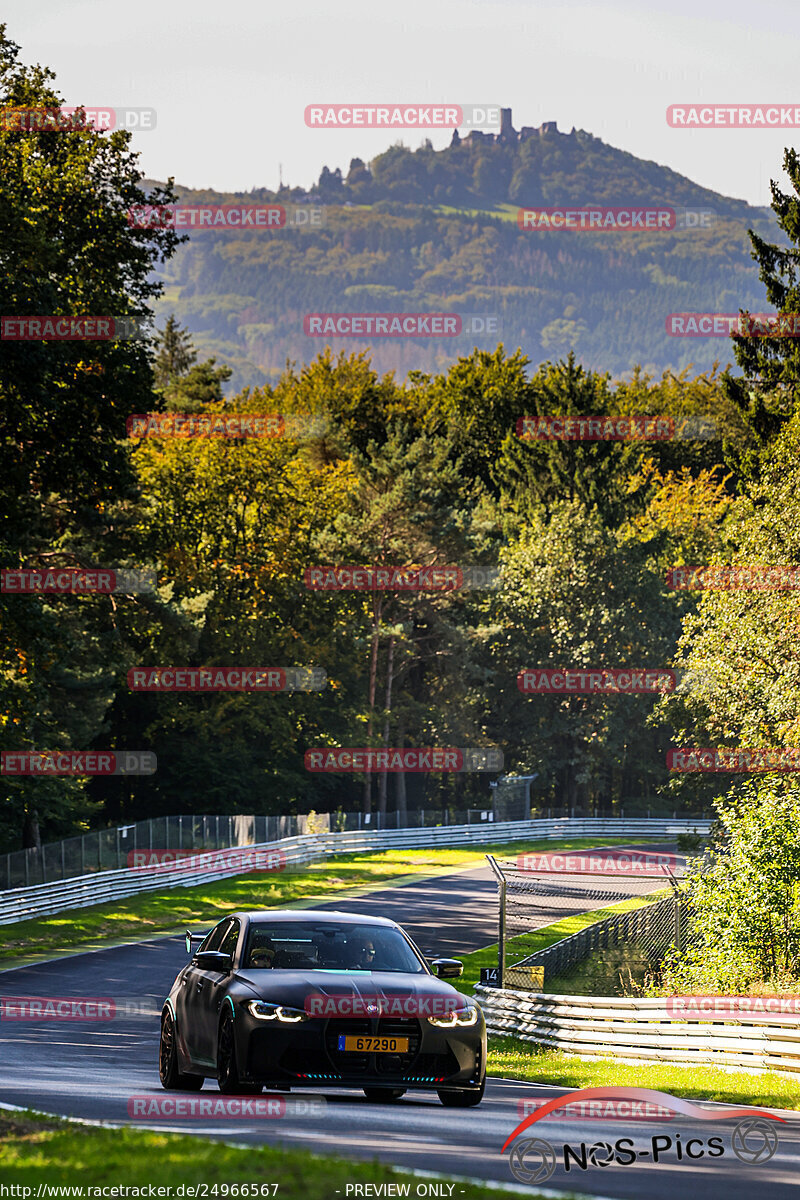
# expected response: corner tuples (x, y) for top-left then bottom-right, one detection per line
(437, 1075), (485, 1107)
(159, 1009), (203, 1091)
(362, 1088), (406, 1102)
(217, 1011), (261, 1094)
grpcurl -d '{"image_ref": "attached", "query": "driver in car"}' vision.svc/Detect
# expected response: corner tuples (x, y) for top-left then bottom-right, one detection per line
(349, 937), (376, 969)
(249, 938), (277, 968)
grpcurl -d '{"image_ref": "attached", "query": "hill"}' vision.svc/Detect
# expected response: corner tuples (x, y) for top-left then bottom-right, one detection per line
(145, 112), (778, 391)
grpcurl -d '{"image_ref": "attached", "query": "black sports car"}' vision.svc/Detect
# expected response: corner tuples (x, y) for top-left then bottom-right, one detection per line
(159, 909), (486, 1106)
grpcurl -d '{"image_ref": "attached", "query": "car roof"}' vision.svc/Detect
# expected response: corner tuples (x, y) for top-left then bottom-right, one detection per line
(237, 910), (400, 928)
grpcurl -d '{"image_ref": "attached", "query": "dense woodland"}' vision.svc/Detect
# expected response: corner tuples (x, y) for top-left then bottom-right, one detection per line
(3, 28), (800, 875)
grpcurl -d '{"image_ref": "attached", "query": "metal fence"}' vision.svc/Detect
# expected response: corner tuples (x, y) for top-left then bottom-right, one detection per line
(0, 817), (710, 926)
(485, 851), (691, 994)
(0, 805), (706, 891)
(512, 895), (688, 992)
(474, 986), (800, 1077)
(0, 807), (505, 891)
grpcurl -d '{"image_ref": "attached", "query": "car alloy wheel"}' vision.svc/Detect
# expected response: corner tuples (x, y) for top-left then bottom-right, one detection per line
(217, 1011), (261, 1094)
(159, 1009), (203, 1091)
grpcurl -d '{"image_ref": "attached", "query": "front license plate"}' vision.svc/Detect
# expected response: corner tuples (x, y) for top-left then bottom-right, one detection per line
(337, 1035), (409, 1053)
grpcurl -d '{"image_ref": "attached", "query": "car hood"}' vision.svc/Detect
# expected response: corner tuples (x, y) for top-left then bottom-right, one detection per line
(234, 969), (471, 1008)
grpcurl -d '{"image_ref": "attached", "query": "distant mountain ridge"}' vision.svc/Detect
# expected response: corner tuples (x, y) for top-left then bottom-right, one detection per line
(143, 111), (777, 391)
(305, 110), (764, 215)
(149, 109), (766, 216)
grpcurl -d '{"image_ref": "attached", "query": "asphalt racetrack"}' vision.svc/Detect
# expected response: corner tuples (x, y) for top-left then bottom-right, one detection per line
(1, 845), (797, 1198)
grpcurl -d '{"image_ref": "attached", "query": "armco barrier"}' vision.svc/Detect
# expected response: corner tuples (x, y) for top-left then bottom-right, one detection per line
(0, 808), (510, 890)
(0, 818), (709, 925)
(473, 985), (800, 1077)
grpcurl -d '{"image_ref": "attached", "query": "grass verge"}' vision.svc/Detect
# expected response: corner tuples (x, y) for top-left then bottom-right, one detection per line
(0, 837), (648, 967)
(0, 1108), (537, 1195)
(487, 1038), (800, 1111)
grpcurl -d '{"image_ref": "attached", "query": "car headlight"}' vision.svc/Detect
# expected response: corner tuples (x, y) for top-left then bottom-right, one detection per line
(247, 1001), (308, 1022)
(429, 1005), (479, 1028)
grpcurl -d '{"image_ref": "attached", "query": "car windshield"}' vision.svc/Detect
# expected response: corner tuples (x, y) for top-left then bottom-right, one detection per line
(243, 921), (426, 973)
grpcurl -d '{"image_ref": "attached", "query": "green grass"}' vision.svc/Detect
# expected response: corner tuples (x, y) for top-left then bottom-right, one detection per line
(487, 1039), (800, 1110)
(456, 889), (668, 992)
(0, 1109), (539, 1195)
(0, 837), (648, 967)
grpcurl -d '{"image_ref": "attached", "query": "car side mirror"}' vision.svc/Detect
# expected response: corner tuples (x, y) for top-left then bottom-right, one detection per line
(431, 958), (463, 979)
(186, 930), (208, 954)
(194, 950), (233, 972)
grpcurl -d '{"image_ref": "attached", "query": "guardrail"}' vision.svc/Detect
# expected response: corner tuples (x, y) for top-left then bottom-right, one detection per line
(0, 817), (709, 926)
(474, 985), (800, 1077)
(0, 807), (706, 890)
(0, 808), (508, 890)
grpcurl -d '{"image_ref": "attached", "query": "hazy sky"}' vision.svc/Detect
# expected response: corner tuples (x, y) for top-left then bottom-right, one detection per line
(10, 0), (800, 205)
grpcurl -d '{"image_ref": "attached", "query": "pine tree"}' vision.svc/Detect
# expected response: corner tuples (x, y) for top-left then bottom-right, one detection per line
(153, 315), (197, 392)
(724, 148), (800, 466)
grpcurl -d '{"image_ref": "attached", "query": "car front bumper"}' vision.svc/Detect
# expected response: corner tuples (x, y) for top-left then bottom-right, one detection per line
(237, 1012), (486, 1090)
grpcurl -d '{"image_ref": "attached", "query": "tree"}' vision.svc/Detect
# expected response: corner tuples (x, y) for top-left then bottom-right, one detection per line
(660, 775), (800, 992)
(481, 502), (680, 814)
(153, 316), (197, 392)
(164, 358), (232, 412)
(723, 147), (800, 469)
(312, 424), (481, 815)
(655, 414), (800, 814)
(0, 26), (182, 847)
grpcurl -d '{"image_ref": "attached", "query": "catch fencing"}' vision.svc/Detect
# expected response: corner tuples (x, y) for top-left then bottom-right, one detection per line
(0, 817), (709, 926)
(0, 806), (703, 891)
(516, 895), (688, 988)
(474, 986), (800, 1077)
(0, 808), (505, 891)
(485, 851), (690, 993)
